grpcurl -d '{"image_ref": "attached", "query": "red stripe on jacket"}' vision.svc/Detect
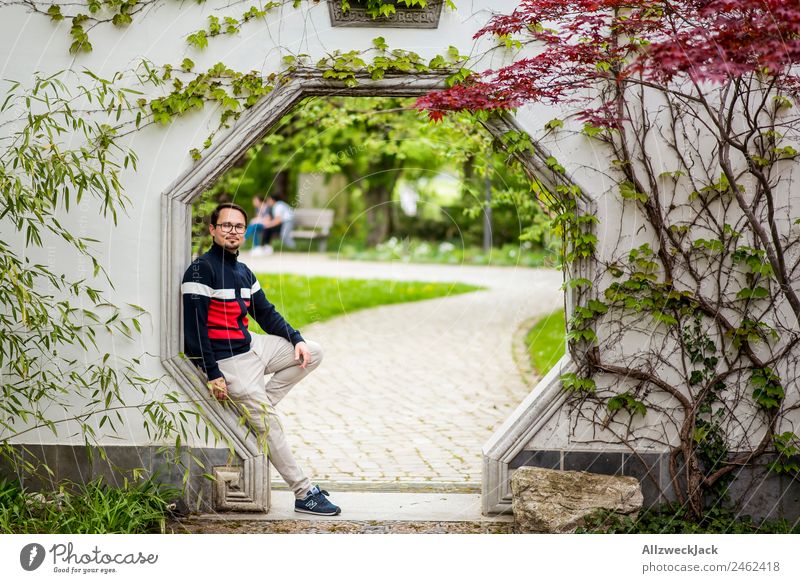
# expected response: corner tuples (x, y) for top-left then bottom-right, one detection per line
(208, 327), (245, 340)
(208, 298), (250, 328)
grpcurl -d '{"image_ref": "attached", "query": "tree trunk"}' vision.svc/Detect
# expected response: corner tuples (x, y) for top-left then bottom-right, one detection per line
(275, 170), (292, 201)
(462, 152), (475, 201)
(364, 154), (402, 247)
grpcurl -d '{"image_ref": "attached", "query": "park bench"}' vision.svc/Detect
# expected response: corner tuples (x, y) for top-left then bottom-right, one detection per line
(291, 208), (335, 252)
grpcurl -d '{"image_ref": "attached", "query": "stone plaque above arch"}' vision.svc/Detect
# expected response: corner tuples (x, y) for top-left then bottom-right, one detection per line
(327, 0), (444, 28)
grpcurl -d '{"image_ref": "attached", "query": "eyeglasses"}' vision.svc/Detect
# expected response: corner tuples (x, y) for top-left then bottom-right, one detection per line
(214, 222), (247, 234)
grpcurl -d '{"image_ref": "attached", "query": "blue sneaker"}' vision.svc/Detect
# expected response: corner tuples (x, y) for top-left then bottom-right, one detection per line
(294, 485), (341, 516)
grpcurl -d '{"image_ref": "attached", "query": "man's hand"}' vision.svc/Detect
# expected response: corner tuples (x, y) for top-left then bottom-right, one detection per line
(208, 376), (228, 401)
(294, 341), (312, 369)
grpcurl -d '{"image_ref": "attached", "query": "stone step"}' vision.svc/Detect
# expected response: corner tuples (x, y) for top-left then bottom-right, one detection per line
(194, 491), (513, 523)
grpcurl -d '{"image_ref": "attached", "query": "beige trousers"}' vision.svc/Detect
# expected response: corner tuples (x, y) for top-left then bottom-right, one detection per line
(216, 333), (323, 499)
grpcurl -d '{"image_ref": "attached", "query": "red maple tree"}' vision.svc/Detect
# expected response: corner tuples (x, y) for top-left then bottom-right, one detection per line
(416, 0), (800, 123)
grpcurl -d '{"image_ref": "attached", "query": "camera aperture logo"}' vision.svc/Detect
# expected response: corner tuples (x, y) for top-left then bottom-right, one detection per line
(20, 542), (158, 575)
(20, 543), (46, 571)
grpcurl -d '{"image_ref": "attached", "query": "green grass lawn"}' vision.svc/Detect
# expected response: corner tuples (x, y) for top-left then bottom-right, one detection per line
(525, 308), (566, 376)
(248, 273), (483, 332)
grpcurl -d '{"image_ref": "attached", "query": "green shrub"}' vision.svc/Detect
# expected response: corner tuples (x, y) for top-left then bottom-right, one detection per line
(578, 503), (800, 534)
(0, 477), (181, 534)
(332, 236), (555, 268)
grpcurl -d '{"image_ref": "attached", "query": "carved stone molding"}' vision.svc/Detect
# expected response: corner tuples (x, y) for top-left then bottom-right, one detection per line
(213, 461), (269, 511)
(327, 0), (444, 28)
(160, 69), (580, 515)
(481, 357), (577, 515)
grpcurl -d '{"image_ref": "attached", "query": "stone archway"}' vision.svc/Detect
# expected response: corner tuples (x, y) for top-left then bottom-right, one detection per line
(159, 69), (594, 513)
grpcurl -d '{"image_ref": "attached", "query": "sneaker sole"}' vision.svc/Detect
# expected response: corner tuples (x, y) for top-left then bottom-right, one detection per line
(294, 507), (341, 516)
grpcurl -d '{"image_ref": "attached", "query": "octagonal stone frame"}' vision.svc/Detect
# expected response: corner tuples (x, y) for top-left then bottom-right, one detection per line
(160, 68), (596, 514)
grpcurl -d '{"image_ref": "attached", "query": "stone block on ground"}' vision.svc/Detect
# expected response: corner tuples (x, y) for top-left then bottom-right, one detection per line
(511, 466), (643, 533)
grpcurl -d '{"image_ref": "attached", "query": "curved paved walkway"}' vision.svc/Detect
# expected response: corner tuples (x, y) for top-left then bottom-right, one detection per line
(243, 252), (563, 488)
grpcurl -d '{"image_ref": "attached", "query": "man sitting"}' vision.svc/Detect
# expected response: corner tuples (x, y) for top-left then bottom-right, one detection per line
(181, 202), (341, 516)
(252, 192), (295, 255)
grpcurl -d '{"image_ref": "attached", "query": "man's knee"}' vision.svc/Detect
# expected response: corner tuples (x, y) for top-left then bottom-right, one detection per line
(305, 339), (323, 366)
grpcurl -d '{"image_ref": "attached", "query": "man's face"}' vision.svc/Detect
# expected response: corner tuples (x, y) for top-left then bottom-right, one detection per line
(210, 207), (247, 252)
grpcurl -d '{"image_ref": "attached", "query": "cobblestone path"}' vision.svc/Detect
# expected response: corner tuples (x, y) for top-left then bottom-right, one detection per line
(243, 253), (563, 487)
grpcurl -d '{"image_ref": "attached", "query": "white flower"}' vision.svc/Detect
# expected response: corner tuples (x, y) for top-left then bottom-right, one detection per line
(414, 243), (431, 256)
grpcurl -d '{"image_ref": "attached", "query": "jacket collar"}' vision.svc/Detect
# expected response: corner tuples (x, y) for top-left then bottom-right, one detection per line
(210, 241), (239, 263)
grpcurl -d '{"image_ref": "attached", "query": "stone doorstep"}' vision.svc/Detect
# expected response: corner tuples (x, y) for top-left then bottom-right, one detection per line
(191, 491), (514, 523)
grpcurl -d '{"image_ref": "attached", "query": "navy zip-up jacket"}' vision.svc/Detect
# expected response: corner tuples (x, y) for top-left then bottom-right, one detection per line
(181, 242), (304, 380)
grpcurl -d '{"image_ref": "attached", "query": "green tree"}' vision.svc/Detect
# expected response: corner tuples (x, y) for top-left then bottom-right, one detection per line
(194, 95), (552, 249)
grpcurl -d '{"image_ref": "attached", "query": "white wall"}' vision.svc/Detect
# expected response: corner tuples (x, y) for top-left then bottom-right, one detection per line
(2, 0), (579, 447)
(521, 86), (800, 453)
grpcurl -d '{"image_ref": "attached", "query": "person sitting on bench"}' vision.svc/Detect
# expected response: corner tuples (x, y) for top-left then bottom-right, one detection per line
(244, 195), (270, 250)
(252, 192), (296, 255)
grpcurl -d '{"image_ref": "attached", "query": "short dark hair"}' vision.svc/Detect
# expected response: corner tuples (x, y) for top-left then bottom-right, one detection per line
(268, 192), (286, 202)
(210, 203), (248, 225)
